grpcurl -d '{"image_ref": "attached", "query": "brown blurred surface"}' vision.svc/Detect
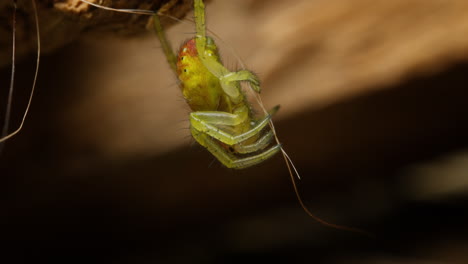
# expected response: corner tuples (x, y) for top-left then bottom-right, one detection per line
(0, 0), (192, 67)
(1, 0), (468, 263)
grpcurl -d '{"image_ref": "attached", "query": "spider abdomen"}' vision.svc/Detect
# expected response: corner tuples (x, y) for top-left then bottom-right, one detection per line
(177, 38), (226, 112)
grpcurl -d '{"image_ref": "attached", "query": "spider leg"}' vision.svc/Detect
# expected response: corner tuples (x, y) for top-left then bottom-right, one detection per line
(233, 130), (274, 154)
(193, 0), (260, 101)
(220, 70), (261, 93)
(153, 13), (177, 74)
(191, 127), (281, 169)
(189, 105), (249, 126)
(190, 106), (279, 145)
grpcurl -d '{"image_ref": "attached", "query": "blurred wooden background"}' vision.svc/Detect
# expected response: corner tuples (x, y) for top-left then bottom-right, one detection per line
(1, 0), (468, 262)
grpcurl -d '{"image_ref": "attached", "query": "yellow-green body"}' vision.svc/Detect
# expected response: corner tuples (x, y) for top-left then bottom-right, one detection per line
(177, 38), (253, 142)
(153, 0), (280, 168)
(177, 38), (232, 112)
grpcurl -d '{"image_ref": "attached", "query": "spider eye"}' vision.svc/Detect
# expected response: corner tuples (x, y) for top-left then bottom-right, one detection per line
(181, 56), (185, 60)
(183, 69), (188, 73)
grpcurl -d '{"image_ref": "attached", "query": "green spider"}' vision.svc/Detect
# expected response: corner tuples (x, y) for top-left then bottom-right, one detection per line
(0, 0), (281, 168)
(153, 0), (281, 168)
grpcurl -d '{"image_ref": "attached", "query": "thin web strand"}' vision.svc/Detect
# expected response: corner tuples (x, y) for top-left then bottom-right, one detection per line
(0, 0), (40, 144)
(0, 0), (17, 149)
(79, 0), (155, 15)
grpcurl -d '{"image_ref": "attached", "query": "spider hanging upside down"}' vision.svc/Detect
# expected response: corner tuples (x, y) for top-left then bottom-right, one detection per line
(154, 0), (281, 168)
(0, 0), (281, 168)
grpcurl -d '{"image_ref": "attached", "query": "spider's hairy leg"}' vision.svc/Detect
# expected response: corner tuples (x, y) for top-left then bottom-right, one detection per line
(190, 105), (279, 146)
(189, 105), (249, 126)
(193, 0), (259, 99)
(191, 127), (281, 169)
(153, 12), (177, 74)
(193, 0), (207, 53)
(220, 70), (261, 93)
(233, 130), (274, 154)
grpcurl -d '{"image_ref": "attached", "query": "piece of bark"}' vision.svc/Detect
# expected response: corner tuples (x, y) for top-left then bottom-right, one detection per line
(0, 0), (192, 67)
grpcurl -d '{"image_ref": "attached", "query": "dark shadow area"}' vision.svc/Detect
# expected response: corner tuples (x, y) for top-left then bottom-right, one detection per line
(1, 42), (468, 263)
